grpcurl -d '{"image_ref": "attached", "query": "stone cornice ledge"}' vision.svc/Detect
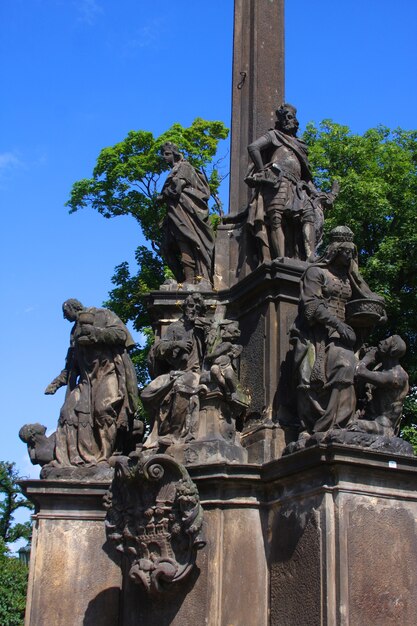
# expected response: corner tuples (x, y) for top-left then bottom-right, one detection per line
(20, 445), (417, 516)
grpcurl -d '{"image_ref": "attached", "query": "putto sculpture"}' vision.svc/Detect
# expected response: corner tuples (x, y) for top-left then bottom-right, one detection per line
(245, 103), (339, 262)
(203, 319), (243, 400)
(21, 299), (139, 473)
(352, 335), (409, 437)
(158, 142), (215, 287)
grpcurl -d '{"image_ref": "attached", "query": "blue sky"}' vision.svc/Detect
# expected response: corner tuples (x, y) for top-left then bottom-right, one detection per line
(1, 0), (416, 489)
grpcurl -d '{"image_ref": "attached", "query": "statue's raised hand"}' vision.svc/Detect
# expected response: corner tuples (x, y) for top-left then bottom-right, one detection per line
(45, 382), (58, 395)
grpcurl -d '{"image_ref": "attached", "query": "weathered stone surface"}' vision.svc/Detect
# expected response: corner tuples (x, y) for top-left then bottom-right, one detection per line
(158, 143), (214, 286)
(285, 428), (414, 457)
(270, 507), (322, 626)
(21, 481), (121, 626)
(346, 504), (417, 625)
(105, 454), (205, 596)
(267, 445), (417, 625)
(22, 447), (417, 625)
(229, 0), (285, 215)
(241, 422), (296, 463)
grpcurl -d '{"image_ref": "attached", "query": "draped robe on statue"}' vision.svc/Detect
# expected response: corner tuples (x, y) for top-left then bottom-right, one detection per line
(160, 159), (214, 282)
(54, 308), (138, 466)
(291, 261), (385, 433)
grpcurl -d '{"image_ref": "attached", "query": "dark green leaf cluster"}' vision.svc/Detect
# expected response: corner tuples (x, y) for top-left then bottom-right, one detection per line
(401, 387), (417, 449)
(0, 462), (33, 545)
(401, 424), (417, 454)
(0, 539), (28, 626)
(0, 464), (31, 626)
(102, 247), (164, 387)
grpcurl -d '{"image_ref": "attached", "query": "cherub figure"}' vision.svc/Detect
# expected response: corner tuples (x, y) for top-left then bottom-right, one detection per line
(204, 320), (242, 399)
(352, 335), (409, 437)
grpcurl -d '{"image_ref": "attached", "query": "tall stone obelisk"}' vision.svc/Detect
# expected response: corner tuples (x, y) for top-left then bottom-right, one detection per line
(229, 0), (285, 215)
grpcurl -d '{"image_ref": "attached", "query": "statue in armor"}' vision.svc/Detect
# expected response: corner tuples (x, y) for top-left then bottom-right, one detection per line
(246, 103), (339, 262)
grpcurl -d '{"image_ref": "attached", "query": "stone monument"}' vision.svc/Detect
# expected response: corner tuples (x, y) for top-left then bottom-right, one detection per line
(20, 2), (417, 625)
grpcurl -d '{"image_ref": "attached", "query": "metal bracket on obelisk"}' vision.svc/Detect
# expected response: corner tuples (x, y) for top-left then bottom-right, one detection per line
(229, 0), (285, 215)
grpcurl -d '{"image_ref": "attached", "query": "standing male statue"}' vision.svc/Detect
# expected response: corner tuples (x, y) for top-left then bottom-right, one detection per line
(158, 142), (215, 286)
(44, 298), (139, 467)
(246, 103), (338, 262)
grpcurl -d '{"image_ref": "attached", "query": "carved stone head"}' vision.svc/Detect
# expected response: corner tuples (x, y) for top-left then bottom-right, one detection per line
(378, 335), (406, 359)
(275, 103), (299, 136)
(325, 226), (357, 266)
(161, 142), (182, 166)
(182, 293), (206, 322)
(62, 298), (84, 322)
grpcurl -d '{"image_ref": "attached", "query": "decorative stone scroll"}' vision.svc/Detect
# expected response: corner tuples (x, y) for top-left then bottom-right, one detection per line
(104, 453), (205, 595)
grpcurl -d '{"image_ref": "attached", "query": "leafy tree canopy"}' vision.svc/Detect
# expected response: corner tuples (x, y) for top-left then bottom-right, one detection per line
(0, 463), (32, 626)
(0, 462), (33, 545)
(67, 117), (229, 249)
(0, 539), (28, 626)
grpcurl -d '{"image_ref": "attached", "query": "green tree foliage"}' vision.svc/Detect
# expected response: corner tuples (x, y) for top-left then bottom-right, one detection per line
(0, 462), (33, 545)
(67, 118), (229, 384)
(304, 121), (417, 437)
(0, 540), (28, 626)
(0, 463), (32, 626)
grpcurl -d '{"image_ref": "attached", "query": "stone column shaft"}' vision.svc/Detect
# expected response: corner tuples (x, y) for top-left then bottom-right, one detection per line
(229, 0), (285, 214)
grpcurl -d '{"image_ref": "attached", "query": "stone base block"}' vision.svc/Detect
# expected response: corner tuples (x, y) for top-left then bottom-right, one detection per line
(241, 422), (297, 463)
(166, 437), (248, 465)
(267, 445), (417, 626)
(22, 445), (417, 626)
(21, 481), (121, 626)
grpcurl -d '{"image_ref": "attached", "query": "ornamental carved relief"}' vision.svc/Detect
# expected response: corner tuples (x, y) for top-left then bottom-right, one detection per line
(104, 453), (205, 595)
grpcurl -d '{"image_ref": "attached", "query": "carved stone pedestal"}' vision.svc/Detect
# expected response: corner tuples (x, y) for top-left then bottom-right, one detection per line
(22, 446), (417, 626)
(163, 391), (248, 465)
(241, 421), (296, 463)
(225, 258), (305, 421)
(21, 480), (121, 626)
(266, 445), (417, 626)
